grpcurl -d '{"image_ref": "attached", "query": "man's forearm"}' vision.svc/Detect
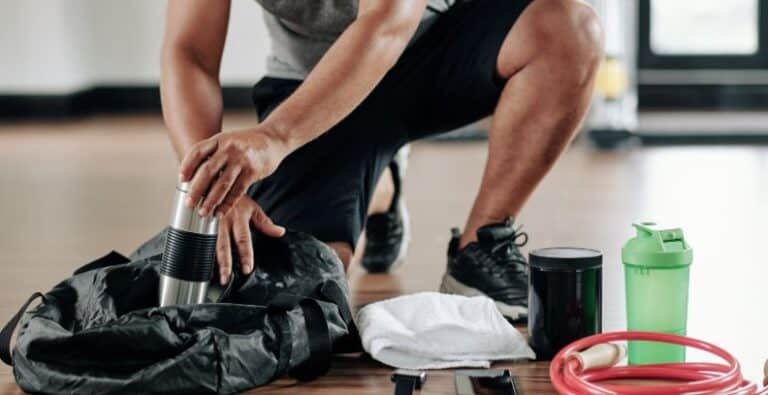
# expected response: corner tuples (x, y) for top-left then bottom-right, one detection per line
(161, 49), (224, 160)
(261, 2), (426, 153)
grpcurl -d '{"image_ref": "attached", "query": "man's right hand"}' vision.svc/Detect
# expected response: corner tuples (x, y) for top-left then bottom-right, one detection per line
(216, 197), (285, 285)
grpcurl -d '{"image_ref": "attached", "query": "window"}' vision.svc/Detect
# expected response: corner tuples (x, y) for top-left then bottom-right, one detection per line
(638, 0), (768, 69)
(637, 0), (768, 108)
(650, 0), (758, 55)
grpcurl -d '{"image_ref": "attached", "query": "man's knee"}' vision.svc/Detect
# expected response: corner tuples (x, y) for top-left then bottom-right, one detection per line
(498, 0), (603, 79)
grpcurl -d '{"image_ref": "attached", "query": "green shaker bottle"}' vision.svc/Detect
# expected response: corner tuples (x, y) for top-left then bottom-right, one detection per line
(622, 222), (693, 365)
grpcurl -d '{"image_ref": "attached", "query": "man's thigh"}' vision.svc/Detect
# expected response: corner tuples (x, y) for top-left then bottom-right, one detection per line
(368, 0), (533, 141)
(249, 78), (405, 249)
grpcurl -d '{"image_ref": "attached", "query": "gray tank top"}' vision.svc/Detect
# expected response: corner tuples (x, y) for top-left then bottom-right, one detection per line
(255, 0), (455, 79)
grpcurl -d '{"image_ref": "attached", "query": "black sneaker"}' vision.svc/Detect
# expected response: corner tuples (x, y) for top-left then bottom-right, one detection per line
(361, 149), (411, 273)
(440, 218), (529, 322)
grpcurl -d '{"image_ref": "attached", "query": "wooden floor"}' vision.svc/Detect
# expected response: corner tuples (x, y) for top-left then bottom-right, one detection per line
(1, 113), (767, 394)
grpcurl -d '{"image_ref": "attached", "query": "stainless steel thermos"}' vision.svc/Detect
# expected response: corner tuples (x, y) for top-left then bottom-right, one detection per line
(158, 181), (218, 307)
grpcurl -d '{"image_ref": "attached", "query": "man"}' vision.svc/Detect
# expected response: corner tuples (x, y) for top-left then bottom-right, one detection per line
(160, 0), (602, 322)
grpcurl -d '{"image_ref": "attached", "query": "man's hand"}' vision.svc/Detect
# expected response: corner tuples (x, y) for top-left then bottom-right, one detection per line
(216, 197), (285, 285)
(180, 125), (291, 217)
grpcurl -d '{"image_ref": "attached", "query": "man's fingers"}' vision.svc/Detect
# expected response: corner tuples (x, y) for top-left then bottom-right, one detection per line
(216, 221), (232, 286)
(200, 165), (241, 217)
(251, 205), (286, 238)
(232, 215), (254, 274)
(179, 139), (218, 181)
(217, 174), (252, 217)
(186, 152), (228, 210)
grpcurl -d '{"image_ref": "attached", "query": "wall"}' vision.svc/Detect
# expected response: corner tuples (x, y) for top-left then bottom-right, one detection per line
(0, 0), (269, 94)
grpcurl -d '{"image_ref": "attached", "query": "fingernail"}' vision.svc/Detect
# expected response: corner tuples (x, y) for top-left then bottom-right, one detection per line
(198, 208), (208, 217)
(220, 274), (227, 285)
(186, 197), (194, 207)
(278, 226), (286, 236)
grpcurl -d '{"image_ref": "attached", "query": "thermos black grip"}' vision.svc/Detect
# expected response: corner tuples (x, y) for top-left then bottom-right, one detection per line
(159, 228), (217, 282)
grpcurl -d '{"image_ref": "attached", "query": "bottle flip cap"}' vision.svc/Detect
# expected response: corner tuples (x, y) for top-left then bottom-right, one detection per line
(622, 222), (692, 268)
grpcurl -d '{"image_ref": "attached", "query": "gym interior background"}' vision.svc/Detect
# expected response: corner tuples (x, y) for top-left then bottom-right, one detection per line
(1, 0), (767, 393)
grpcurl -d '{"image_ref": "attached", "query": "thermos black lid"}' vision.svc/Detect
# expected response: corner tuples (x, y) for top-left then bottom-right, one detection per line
(530, 247), (602, 271)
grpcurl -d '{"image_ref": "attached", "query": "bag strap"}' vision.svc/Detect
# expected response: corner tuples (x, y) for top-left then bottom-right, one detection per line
(318, 281), (363, 353)
(0, 292), (44, 366)
(265, 280), (361, 381)
(267, 293), (300, 380)
(73, 250), (130, 275)
(267, 293), (332, 381)
(290, 298), (332, 381)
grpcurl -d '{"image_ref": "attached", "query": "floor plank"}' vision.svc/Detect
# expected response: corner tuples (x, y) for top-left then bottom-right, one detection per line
(1, 113), (767, 394)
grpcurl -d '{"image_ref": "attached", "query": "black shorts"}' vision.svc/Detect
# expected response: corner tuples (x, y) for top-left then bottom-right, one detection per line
(249, 0), (532, 248)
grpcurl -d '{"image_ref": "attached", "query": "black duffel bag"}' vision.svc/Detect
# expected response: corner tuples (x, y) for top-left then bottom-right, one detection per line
(0, 229), (360, 394)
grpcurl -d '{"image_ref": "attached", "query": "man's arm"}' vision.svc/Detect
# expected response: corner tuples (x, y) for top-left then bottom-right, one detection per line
(182, 0), (428, 216)
(261, 0), (428, 150)
(161, 1), (285, 287)
(161, 0), (230, 160)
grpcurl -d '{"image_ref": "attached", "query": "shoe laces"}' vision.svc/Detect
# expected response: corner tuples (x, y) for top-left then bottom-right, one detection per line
(483, 225), (529, 277)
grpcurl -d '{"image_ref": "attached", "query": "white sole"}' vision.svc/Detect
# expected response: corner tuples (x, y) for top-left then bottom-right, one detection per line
(394, 144), (410, 176)
(439, 273), (528, 321)
(390, 144), (410, 270)
(387, 200), (410, 271)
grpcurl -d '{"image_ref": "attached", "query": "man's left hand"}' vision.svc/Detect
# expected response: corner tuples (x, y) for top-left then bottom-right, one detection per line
(180, 126), (290, 217)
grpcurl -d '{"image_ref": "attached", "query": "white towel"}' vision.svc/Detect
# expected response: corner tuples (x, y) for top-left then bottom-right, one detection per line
(355, 292), (536, 370)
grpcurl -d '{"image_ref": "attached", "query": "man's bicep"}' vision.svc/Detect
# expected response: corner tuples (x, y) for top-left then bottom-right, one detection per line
(163, 0), (231, 75)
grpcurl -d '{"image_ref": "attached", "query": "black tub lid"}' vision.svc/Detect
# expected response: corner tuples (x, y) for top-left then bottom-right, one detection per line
(529, 247), (602, 270)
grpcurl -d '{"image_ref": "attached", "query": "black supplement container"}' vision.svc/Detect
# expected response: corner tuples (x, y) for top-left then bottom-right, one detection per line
(527, 247), (602, 360)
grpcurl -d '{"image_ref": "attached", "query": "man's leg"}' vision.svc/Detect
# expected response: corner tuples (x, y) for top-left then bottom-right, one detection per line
(351, 168), (392, 263)
(460, 0), (603, 247)
(367, 168), (394, 216)
(358, 144), (411, 273)
(435, 0), (602, 321)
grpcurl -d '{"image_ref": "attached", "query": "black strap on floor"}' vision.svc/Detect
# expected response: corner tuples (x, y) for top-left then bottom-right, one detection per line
(73, 250), (130, 275)
(394, 377), (419, 395)
(0, 292), (44, 366)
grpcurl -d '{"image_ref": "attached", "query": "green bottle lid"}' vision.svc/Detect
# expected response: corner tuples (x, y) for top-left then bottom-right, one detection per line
(622, 222), (693, 268)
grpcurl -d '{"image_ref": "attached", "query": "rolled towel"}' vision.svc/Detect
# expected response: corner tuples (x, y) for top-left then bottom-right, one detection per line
(356, 292), (535, 370)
